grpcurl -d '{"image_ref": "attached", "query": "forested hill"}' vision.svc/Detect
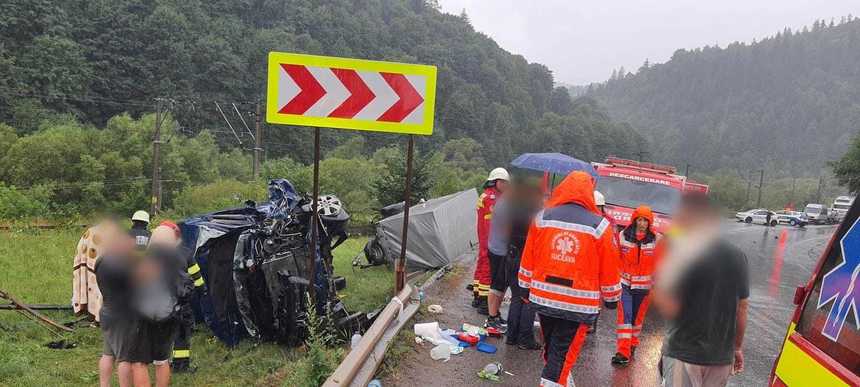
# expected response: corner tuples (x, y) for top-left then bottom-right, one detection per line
(0, 0), (644, 166)
(588, 17), (860, 174)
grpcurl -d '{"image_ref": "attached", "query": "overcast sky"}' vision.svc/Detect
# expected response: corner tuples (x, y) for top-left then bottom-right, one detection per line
(437, 0), (860, 85)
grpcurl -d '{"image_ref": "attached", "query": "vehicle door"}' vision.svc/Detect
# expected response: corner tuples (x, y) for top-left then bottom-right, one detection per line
(772, 201), (860, 385)
(753, 210), (769, 224)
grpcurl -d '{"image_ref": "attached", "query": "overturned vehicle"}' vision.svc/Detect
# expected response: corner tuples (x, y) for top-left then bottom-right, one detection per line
(179, 179), (363, 346)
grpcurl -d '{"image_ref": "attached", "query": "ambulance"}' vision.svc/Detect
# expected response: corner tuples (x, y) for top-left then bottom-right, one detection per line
(769, 197), (860, 386)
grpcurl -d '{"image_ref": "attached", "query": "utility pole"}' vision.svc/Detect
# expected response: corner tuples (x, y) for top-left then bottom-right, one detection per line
(150, 98), (163, 215)
(756, 169), (764, 208)
(254, 100), (262, 179)
(745, 171), (753, 207)
(817, 175), (825, 203)
(684, 163), (690, 177)
(791, 177), (797, 208)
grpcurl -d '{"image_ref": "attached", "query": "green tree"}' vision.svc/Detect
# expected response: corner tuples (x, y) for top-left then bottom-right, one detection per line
(373, 149), (434, 207)
(831, 134), (860, 193)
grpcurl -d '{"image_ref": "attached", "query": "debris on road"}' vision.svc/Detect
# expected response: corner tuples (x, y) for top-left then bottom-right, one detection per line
(427, 304), (443, 314)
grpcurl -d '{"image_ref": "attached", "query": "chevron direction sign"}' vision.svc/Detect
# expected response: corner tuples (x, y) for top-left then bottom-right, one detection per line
(266, 52), (437, 135)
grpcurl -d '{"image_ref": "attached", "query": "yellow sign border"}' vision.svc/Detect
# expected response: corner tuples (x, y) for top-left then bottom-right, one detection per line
(266, 52), (437, 136)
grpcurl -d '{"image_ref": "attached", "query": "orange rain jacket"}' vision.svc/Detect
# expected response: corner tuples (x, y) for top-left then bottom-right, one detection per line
(518, 171), (621, 323)
(618, 206), (664, 292)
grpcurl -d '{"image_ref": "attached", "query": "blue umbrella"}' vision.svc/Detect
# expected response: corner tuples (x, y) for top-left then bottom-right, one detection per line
(510, 152), (597, 179)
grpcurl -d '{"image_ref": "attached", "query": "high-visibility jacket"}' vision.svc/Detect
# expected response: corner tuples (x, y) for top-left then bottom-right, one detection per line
(518, 171), (621, 323)
(473, 186), (500, 288)
(618, 206), (664, 291)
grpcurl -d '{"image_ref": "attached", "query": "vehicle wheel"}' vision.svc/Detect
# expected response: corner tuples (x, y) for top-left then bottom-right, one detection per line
(745, 217), (752, 223)
(770, 220), (778, 227)
(790, 219), (797, 227)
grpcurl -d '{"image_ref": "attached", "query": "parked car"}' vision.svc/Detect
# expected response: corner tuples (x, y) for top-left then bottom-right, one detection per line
(804, 203), (830, 224)
(735, 208), (777, 226)
(775, 210), (808, 227)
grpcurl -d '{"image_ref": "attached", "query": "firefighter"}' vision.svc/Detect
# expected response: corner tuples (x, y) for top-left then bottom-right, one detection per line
(473, 167), (510, 315)
(129, 210), (151, 250)
(157, 221), (204, 373)
(612, 205), (664, 366)
(518, 171), (621, 386)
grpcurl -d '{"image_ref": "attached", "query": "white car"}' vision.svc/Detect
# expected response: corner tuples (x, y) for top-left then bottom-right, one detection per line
(775, 210), (808, 227)
(736, 208), (777, 226)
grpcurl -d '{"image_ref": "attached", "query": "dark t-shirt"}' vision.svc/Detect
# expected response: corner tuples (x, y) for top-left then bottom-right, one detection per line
(95, 254), (135, 326)
(662, 239), (750, 365)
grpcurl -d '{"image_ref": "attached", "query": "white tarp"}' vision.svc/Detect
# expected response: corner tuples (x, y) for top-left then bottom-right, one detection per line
(377, 188), (478, 270)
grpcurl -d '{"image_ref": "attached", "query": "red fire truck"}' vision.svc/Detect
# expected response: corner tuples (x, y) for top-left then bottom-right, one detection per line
(593, 157), (708, 233)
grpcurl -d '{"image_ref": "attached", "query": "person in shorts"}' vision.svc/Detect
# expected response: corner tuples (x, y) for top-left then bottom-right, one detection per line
(654, 193), (749, 387)
(94, 220), (139, 387)
(131, 224), (187, 387)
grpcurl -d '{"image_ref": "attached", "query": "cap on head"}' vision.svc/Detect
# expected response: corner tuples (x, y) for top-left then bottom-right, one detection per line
(487, 167), (510, 182)
(131, 210), (150, 223)
(594, 191), (606, 206)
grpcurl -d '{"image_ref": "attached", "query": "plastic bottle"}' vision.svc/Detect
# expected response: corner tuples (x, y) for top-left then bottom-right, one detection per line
(351, 333), (362, 349)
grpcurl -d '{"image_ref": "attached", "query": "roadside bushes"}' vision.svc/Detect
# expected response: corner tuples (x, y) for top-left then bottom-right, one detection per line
(0, 184), (52, 219)
(171, 179), (267, 218)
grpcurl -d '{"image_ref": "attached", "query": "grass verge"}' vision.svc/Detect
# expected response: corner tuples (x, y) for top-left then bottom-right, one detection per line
(0, 228), (394, 386)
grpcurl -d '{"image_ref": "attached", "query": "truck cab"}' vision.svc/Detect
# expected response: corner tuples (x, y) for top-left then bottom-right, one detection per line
(805, 203), (830, 224)
(832, 196), (855, 222)
(592, 157), (706, 233)
(770, 198), (860, 386)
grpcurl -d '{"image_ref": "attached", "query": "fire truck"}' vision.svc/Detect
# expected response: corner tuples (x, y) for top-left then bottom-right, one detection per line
(592, 157), (709, 233)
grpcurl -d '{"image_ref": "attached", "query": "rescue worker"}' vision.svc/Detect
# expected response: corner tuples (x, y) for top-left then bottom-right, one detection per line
(473, 167), (510, 316)
(588, 190), (611, 334)
(612, 205), (664, 366)
(129, 210), (151, 250)
(518, 171), (621, 386)
(158, 221), (204, 373)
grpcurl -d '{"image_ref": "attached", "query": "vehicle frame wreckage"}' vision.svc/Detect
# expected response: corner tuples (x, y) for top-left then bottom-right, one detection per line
(72, 179), (368, 347)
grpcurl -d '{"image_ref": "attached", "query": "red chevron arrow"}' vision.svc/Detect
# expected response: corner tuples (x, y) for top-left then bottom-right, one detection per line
(279, 64), (326, 115)
(378, 73), (423, 122)
(328, 69), (375, 118)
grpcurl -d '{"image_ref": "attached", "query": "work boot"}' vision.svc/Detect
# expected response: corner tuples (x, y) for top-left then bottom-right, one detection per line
(611, 352), (630, 366)
(476, 297), (489, 315)
(517, 341), (541, 351)
(484, 315), (507, 334)
(172, 360), (197, 373)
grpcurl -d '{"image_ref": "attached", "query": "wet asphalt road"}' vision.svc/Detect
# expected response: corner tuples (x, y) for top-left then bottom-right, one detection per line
(383, 221), (837, 387)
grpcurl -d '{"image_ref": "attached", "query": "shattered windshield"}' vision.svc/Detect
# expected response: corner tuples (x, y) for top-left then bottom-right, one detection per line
(596, 176), (680, 215)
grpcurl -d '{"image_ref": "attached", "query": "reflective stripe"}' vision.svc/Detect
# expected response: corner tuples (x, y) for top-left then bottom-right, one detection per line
(534, 211), (609, 238)
(601, 284), (621, 293)
(172, 349), (190, 359)
(518, 279), (531, 288)
(531, 280), (600, 299)
(604, 294), (621, 302)
(617, 333), (632, 339)
(629, 284), (651, 290)
(617, 324), (632, 329)
(484, 213), (492, 220)
(194, 277), (204, 287)
(187, 263), (200, 275)
(540, 378), (565, 387)
(519, 267), (533, 278)
(621, 273), (651, 281)
(529, 294), (600, 314)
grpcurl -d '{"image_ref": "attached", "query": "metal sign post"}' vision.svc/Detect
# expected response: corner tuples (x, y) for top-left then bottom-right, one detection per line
(395, 136), (415, 292)
(266, 52), (436, 296)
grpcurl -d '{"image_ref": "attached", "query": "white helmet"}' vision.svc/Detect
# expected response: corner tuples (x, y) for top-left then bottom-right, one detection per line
(594, 191), (606, 206)
(487, 167), (510, 182)
(131, 210), (150, 224)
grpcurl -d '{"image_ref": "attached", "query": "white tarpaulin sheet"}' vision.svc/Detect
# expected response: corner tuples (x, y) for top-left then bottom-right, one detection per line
(377, 188), (478, 270)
